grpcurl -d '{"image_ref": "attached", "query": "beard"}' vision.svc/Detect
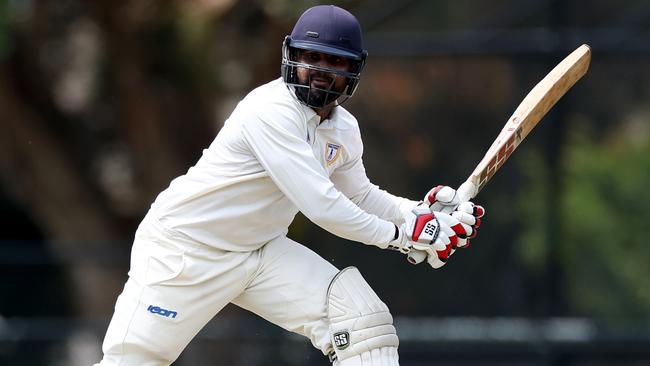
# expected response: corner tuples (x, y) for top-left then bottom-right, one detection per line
(295, 85), (330, 108)
(295, 72), (343, 108)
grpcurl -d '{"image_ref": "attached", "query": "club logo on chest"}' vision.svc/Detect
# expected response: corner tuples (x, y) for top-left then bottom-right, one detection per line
(326, 142), (342, 166)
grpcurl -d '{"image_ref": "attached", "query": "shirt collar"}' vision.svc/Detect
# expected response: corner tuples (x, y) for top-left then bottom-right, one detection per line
(317, 107), (338, 129)
(283, 80), (338, 129)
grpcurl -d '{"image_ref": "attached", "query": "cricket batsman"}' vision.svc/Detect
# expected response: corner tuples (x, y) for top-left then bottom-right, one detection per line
(94, 5), (485, 366)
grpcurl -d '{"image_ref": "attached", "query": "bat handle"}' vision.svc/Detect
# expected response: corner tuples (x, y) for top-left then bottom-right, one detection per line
(456, 180), (478, 203)
(407, 181), (478, 265)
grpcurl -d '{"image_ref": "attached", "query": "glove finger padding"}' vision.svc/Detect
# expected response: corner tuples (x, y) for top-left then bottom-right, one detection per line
(412, 235), (450, 269)
(450, 211), (474, 247)
(434, 212), (462, 253)
(424, 185), (459, 213)
(455, 202), (486, 244)
(457, 201), (486, 218)
(427, 238), (449, 269)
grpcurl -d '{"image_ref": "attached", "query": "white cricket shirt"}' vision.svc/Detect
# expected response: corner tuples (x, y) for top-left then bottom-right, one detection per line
(149, 78), (417, 252)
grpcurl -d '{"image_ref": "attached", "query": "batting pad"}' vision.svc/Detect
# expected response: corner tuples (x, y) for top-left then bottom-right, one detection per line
(326, 267), (399, 365)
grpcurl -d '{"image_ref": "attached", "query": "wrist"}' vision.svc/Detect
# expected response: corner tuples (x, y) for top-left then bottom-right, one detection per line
(386, 225), (411, 253)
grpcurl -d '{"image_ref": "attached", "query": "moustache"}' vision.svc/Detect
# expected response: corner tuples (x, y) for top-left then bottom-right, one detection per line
(309, 71), (334, 84)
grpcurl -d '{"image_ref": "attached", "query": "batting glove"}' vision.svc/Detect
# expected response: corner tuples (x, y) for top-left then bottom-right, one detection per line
(424, 184), (486, 246)
(408, 201), (485, 268)
(388, 204), (458, 269)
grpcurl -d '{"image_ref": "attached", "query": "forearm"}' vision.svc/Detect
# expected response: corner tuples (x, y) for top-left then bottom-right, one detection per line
(355, 184), (419, 225)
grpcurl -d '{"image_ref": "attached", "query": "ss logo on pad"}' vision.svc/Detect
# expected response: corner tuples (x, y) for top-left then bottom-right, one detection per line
(333, 331), (350, 350)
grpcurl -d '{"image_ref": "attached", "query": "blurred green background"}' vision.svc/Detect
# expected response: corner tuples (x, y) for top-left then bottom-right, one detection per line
(2, 0), (650, 365)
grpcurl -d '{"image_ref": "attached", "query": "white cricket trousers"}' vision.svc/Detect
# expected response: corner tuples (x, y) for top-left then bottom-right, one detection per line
(95, 215), (340, 366)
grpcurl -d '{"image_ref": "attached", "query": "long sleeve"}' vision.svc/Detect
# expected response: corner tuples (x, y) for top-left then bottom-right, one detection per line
(330, 150), (419, 225)
(240, 108), (396, 248)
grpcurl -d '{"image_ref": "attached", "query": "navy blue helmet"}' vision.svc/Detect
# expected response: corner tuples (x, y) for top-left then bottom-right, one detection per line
(281, 5), (368, 108)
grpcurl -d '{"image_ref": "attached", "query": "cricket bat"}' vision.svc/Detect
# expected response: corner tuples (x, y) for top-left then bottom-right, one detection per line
(408, 44), (592, 265)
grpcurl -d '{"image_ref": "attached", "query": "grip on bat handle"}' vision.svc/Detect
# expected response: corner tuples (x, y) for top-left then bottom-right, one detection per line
(407, 181), (478, 265)
(456, 180), (478, 203)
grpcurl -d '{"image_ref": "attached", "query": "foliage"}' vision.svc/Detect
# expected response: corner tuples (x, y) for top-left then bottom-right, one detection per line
(515, 149), (550, 273)
(517, 115), (650, 319)
(561, 118), (650, 318)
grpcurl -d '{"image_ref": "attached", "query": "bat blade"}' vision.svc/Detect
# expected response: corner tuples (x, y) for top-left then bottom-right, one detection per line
(408, 44), (591, 266)
(459, 44), (591, 202)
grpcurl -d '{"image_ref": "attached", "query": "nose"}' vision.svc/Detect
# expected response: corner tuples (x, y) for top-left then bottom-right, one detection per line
(309, 58), (333, 70)
(310, 70), (333, 82)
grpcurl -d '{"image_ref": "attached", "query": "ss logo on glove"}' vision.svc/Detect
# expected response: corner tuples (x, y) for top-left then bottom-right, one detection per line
(423, 221), (439, 238)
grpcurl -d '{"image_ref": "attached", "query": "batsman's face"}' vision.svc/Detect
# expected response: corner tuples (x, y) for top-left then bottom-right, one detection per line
(296, 50), (351, 102)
